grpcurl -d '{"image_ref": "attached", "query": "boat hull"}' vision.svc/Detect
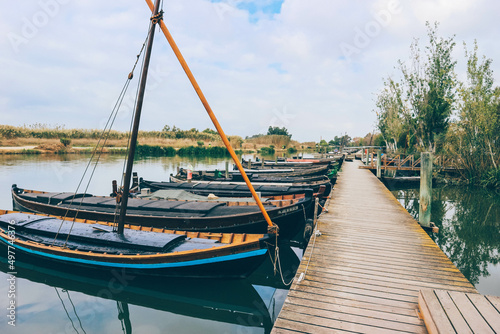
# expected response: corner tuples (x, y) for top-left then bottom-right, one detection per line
(12, 186), (311, 237)
(0, 210), (272, 279)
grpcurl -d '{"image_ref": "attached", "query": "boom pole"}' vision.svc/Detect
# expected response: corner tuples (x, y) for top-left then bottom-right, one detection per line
(144, 0), (276, 231)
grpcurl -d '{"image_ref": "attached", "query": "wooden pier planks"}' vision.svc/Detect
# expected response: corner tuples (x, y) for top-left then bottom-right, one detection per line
(272, 160), (477, 334)
(419, 289), (500, 334)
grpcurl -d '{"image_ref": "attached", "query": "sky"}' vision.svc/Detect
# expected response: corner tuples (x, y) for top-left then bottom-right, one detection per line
(1, 0), (499, 142)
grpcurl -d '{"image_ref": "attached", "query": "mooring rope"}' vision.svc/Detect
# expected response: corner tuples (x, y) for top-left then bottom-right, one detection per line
(297, 198), (322, 283)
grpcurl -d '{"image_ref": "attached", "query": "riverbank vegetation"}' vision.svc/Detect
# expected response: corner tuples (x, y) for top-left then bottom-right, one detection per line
(0, 124), (301, 157)
(374, 22), (500, 188)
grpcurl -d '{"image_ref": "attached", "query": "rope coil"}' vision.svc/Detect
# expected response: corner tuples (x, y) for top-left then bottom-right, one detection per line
(151, 10), (163, 24)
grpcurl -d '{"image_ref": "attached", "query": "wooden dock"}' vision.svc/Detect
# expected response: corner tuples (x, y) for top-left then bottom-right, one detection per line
(272, 160), (484, 334)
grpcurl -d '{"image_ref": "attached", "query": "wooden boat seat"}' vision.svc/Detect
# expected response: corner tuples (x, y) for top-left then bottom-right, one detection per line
(138, 200), (225, 213)
(20, 192), (94, 205)
(207, 205), (273, 217)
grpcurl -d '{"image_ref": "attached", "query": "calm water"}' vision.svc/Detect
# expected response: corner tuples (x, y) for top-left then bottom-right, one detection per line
(0, 154), (302, 334)
(389, 184), (500, 296)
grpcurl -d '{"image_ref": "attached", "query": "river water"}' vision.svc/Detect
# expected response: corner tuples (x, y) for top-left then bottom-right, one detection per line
(1, 154), (498, 333)
(388, 183), (500, 296)
(0, 154), (301, 334)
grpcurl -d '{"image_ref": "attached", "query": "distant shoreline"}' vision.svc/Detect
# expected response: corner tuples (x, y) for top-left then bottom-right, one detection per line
(0, 125), (313, 155)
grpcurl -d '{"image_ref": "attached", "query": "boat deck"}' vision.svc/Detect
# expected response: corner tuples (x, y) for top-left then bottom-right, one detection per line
(271, 160), (486, 333)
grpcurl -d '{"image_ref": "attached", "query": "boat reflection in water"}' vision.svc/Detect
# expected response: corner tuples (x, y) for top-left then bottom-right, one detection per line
(0, 239), (303, 333)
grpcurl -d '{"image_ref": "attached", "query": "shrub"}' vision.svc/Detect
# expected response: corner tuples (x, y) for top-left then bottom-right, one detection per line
(60, 138), (71, 147)
(259, 146), (275, 154)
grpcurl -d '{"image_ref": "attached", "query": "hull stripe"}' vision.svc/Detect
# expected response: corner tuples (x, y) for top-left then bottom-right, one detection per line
(0, 236), (267, 269)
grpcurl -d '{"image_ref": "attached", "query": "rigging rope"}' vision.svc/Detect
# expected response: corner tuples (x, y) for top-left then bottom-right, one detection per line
(113, 21), (152, 232)
(51, 25), (154, 246)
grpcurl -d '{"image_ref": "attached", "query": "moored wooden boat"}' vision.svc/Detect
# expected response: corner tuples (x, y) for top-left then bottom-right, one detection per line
(230, 164), (331, 177)
(12, 185), (312, 237)
(0, 210), (272, 278)
(175, 169), (332, 184)
(168, 175), (333, 197)
(241, 158), (337, 168)
(139, 178), (330, 199)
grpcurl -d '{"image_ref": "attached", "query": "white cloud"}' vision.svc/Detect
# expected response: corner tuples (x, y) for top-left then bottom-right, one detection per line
(0, 0), (499, 142)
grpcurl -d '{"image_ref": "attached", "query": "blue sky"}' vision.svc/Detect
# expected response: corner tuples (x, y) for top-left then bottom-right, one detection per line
(1, 0), (499, 142)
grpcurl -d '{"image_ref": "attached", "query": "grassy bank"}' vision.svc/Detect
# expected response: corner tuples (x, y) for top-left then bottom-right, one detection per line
(0, 125), (304, 155)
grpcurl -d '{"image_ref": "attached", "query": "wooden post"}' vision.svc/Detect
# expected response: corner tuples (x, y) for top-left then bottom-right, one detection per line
(361, 146), (365, 162)
(225, 161), (229, 178)
(370, 152), (374, 168)
(419, 152), (433, 228)
(376, 149), (382, 178)
(313, 197), (319, 226)
(261, 158), (264, 167)
(248, 158), (251, 169)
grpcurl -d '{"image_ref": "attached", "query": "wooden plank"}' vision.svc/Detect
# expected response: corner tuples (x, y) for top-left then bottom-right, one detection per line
(273, 318), (352, 334)
(433, 290), (472, 334)
(278, 309), (419, 334)
(298, 265), (476, 292)
(304, 252), (464, 276)
(302, 269), (458, 295)
(302, 256), (470, 283)
(289, 290), (419, 317)
(485, 295), (500, 313)
(448, 291), (495, 334)
(466, 293), (500, 333)
(282, 303), (426, 333)
(296, 278), (418, 303)
(285, 295), (424, 326)
(292, 284), (418, 309)
(418, 289), (456, 334)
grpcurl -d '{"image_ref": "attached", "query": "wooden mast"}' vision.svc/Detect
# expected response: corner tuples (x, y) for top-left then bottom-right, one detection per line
(117, 0), (162, 234)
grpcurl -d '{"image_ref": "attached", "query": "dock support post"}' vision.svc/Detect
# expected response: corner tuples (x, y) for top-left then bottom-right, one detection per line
(370, 152), (374, 168)
(225, 161), (229, 178)
(376, 149), (382, 178)
(313, 197), (319, 225)
(365, 149), (369, 165)
(419, 152), (433, 228)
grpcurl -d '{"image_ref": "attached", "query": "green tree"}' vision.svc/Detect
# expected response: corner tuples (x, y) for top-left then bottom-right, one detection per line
(267, 126), (291, 138)
(450, 40), (500, 185)
(376, 78), (405, 151)
(375, 22), (457, 153)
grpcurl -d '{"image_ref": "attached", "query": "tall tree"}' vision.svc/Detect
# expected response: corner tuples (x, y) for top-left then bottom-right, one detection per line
(452, 40), (500, 182)
(375, 22), (457, 152)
